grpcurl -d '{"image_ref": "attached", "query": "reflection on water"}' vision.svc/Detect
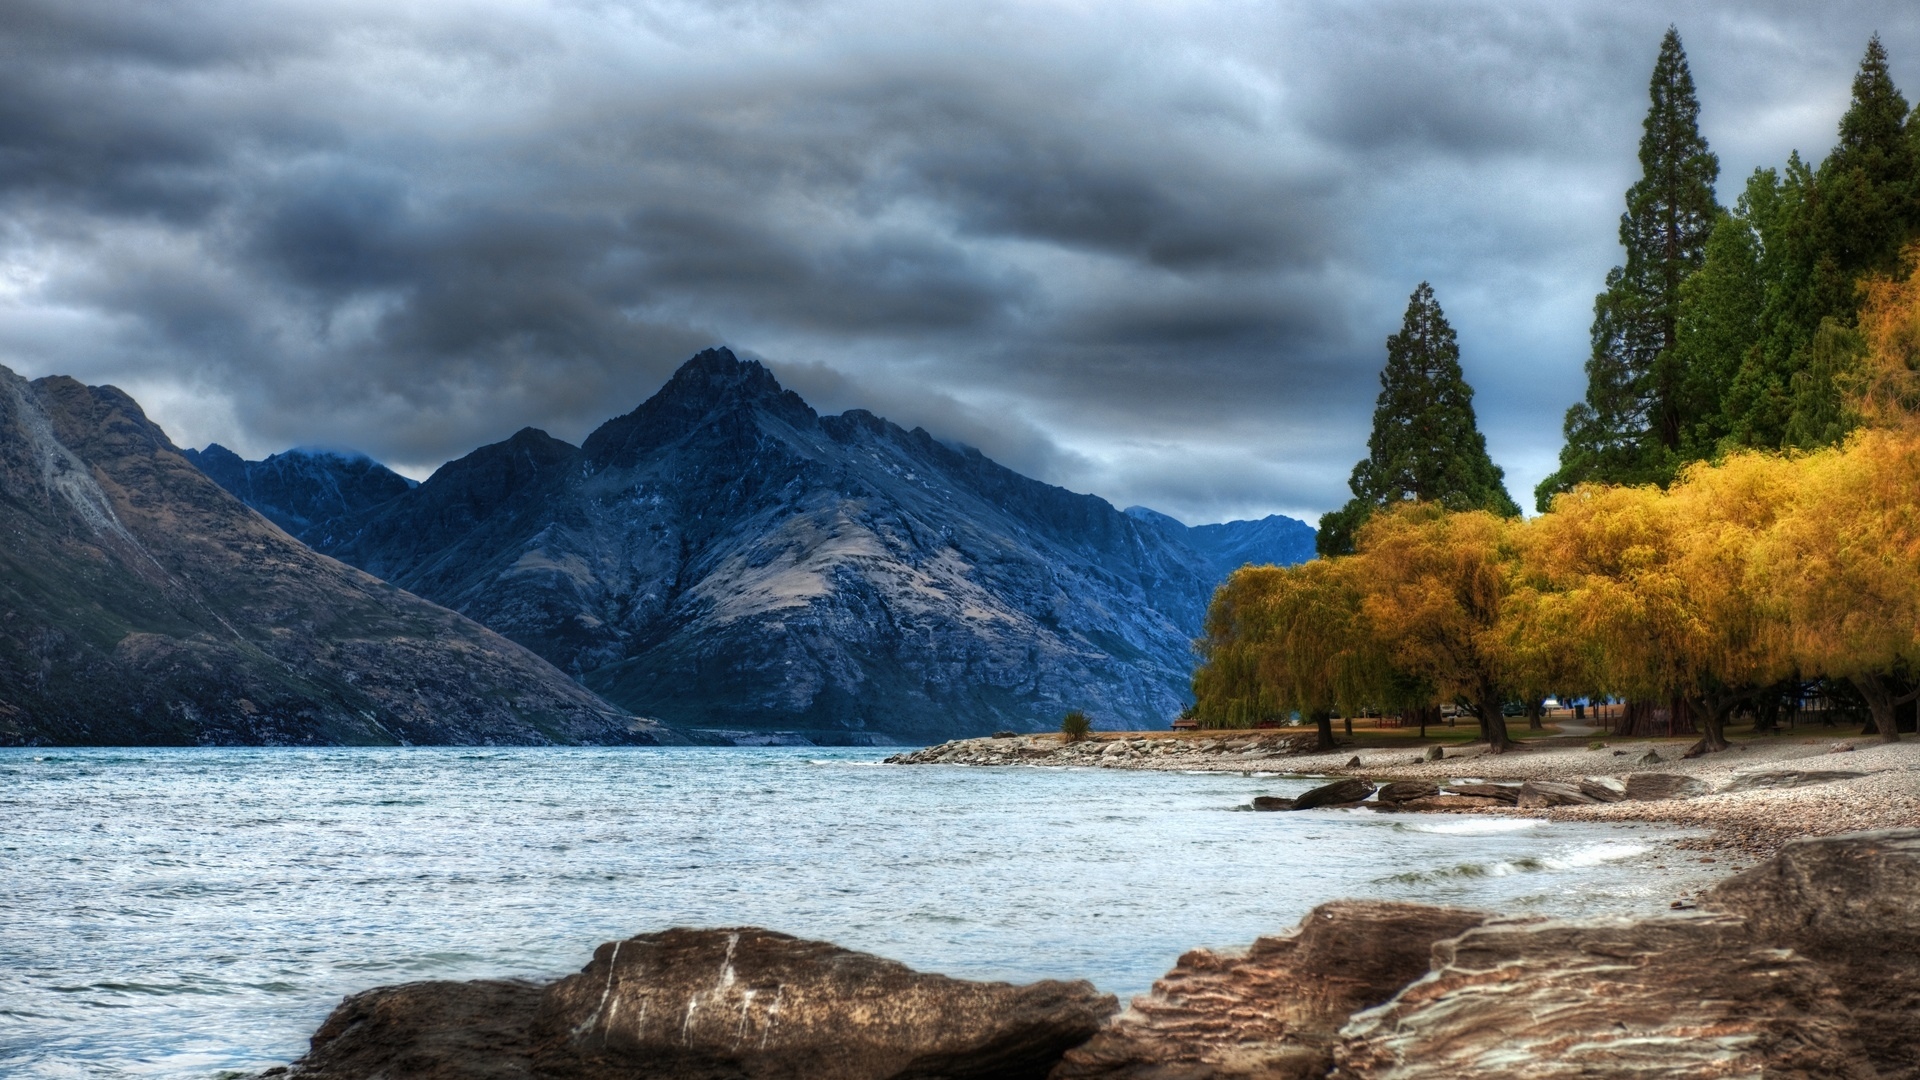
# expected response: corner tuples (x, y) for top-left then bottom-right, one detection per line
(0, 747), (1702, 1078)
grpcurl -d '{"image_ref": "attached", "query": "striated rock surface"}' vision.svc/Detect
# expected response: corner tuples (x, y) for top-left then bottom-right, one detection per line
(0, 365), (673, 747)
(1290, 778), (1376, 811)
(1623, 772), (1712, 800)
(1051, 902), (1488, 1080)
(1707, 828), (1920, 1078)
(200, 349), (1314, 742)
(277, 928), (1115, 1080)
(1718, 768), (1868, 793)
(1334, 914), (1876, 1079)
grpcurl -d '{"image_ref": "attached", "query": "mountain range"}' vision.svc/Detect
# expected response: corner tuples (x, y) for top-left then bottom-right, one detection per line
(191, 349), (1315, 742)
(0, 364), (678, 746)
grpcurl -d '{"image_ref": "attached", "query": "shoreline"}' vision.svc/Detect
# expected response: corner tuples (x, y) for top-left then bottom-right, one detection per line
(889, 729), (1920, 863)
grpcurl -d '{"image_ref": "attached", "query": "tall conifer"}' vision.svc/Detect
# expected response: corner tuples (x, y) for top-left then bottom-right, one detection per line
(1537, 28), (1718, 509)
(1317, 283), (1518, 557)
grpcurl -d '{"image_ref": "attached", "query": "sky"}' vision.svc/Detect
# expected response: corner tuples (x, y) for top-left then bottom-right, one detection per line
(3, 1), (1918, 525)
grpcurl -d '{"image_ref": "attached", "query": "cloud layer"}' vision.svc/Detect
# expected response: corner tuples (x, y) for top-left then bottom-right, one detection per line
(3, 0), (1917, 522)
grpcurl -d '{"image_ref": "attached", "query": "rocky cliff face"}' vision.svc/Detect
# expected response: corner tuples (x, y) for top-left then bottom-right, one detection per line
(0, 364), (675, 747)
(1124, 506), (1317, 579)
(209, 348), (1309, 742)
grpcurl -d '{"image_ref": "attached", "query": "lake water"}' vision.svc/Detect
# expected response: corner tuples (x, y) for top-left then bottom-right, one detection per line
(1, 747), (1704, 1078)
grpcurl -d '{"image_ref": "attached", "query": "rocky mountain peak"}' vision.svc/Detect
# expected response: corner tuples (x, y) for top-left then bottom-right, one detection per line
(582, 348), (817, 468)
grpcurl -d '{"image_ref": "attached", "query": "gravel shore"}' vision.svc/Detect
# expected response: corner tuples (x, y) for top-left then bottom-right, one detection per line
(890, 729), (1920, 860)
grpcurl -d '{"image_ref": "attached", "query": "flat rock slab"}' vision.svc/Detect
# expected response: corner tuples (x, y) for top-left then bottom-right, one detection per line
(1709, 829), (1920, 1079)
(1514, 780), (1599, 808)
(1623, 772), (1711, 801)
(1374, 781), (1439, 805)
(1439, 782), (1518, 804)
(1290, 778), (1375, 811)
(1718, 769), (1868, 793)
(1388, 794), (1507, 812)
(1577, 776), (1627, 802)
(1251, 795), (1294, 811)
(1335, 914), (1876, 1079)
(1053, 901), (1487, 1080)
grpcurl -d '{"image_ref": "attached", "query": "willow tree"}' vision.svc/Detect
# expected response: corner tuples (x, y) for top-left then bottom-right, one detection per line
(1349, 505), (1522, 752)
(1755, 263), (1920, 742)
(1319, 283), (1519, 555)
(1540, 27), (1720, 505)
(1192, 559), (1380, 750)
(1530, 459), (1794, 753)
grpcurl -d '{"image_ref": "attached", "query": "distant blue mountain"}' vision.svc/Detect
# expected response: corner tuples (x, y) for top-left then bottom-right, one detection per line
(193, 350), (1319, 741)
(182, 444), (415, 548)
(1124, 506), (1317, 579)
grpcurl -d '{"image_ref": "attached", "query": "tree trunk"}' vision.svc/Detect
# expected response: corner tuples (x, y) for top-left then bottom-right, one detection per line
(1475, 694), (1513, 753)
(1852, 674), (1902, 745)
(1312, 709), (1336, 751)
(1526, 698), (1544, 731)
(1682, 696), (1731, 756)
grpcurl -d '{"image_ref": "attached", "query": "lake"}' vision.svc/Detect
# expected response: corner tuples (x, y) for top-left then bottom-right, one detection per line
(0, 747), (1703, 1078)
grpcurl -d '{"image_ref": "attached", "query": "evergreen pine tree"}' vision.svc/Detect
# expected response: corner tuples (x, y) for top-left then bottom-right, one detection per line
(1537, 27), (1719, 509)
(1724, 36), (1916, 452)
(1317, 283), (1519, 556)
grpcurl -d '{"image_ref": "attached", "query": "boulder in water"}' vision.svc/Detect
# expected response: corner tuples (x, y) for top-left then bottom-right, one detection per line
(1290, 778), (1376, 810)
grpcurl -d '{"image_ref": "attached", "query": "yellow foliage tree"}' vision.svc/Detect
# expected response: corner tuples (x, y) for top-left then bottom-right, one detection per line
(1191, 559), (1380, 750)
(1348, 504), (1522, 752)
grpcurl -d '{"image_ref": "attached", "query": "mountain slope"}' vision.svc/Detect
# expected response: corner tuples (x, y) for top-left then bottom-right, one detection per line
(0, 365), (675, 747)
(1124, 506), (1318, 578)
(268, 349), (1257, 740)
(182, 444), (415, 549)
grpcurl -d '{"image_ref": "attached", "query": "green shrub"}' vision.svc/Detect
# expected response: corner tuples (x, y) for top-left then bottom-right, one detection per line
(1060, 710), (1092, 742)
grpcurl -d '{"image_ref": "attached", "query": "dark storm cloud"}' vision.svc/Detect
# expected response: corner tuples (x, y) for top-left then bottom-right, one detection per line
(1, 0), (1917, 520)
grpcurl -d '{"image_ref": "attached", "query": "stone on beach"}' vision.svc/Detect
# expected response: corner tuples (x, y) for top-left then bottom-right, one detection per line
(276, 928), (1116, 1080)
(1333, 913), (1877, 1079)
(1374, 780), (1439, 805)
(1051, 901), (1488, 1080)
(1577, 776), (1628, 802)
(1439, 781), (1519, 804)
(1718, 769), (1868, 793)
(1623, 772), (1711, 801)
(1514, 780), (1600, 808)
(1289, 778), (1376, 810)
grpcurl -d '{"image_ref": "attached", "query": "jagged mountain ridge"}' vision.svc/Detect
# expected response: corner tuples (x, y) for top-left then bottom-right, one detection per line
(182, 444), (415, 550)
(0, 363), (677, 747)
(1122, 506), (1317, 579)
(201, 349), (1317, 741)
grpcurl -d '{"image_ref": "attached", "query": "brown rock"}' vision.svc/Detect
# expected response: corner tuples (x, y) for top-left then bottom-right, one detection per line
(530, 927), (1116, 1080)
(1374, 781), (1439, 805)
(288, 979), (542, 1080)
(1623, 772), (1710, 800)
(1052, 901), (1487, 1080)
(1438, 782), (1519, 804)
(1390, 794), (1506, 811)
(277, 929), (1115, 1080)
(1718, 769), (1866, 793)
(1707, 829), (1920, 1079)
(1290, 778), (1376, 810)
(1251, 796), (1294, 812)
(1576, 776), (1627, 802)
(1422, 744), (1445, 762)
(1335, 914), (1876, 1079)
(1514, 780), (1599, 808)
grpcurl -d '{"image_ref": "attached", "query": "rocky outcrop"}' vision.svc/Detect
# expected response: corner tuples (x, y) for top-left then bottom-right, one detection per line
(1513, 780), (1599, 807)
(887, 732), (1312, 768)
(1290, 778), (1375, 810)
(1718, 768), (1868, 793)
(201, 349), (1315, 742)
(1334, 914), (1876, 1079)
(182, 444), (414, 549)
(0, 365), (673, 747)
(276, 928), (1116, 1080)
(1052, 902), (1487, 1080)
(1706, 829), (1920, 1078)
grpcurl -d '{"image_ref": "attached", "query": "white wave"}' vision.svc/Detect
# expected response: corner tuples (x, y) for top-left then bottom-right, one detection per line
(1404, 818), (1542, 835)
(1544, 842), (1652, 869)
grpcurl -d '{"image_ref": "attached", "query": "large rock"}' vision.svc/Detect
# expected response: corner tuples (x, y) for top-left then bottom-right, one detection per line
(1576, 776), (1627, 802)
(1514, 780), (1599, 808)
(277, 928), (1115, 1080)
(1290, 778), (1376, 811)
(1623, 772), (1711, 800)
(1334, 914), (1877, 1079)
(1438, 782), (1518, 804)
(1051, 901), (1487, 1080)
(1707, 829), (1920, 1079)
(1374, 781), (1439, 805)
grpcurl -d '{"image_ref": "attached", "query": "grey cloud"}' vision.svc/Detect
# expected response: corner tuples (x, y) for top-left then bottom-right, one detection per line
(2, 0), (1918, 523)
